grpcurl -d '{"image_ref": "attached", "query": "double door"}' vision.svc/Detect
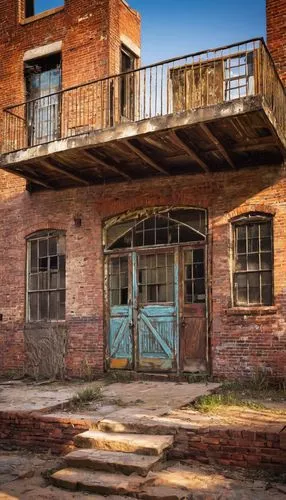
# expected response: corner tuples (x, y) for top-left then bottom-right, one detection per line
(107, 245), (207, 373)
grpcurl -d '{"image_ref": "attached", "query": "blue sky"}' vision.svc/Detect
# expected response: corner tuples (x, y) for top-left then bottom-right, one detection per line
(38, 0), (266, 65)
(129, 0), (266, 64)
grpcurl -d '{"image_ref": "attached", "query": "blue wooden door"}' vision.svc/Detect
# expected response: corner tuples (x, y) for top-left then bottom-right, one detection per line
(108, 254), (133, 370)
(137, 251), (179, 371)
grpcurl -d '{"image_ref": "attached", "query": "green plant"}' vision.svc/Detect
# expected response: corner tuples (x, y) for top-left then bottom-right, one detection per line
(193, 391), (264, 413)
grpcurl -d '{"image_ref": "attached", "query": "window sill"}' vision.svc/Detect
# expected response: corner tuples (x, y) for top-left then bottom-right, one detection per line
(227, 306), (277, 316)
(20, 6), (64, 25)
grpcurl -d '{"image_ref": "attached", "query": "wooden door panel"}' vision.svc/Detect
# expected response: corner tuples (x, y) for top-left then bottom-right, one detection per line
(182, 316), (207, 372)
(181, 247), (207, 373)
(108, 255), (133, 370)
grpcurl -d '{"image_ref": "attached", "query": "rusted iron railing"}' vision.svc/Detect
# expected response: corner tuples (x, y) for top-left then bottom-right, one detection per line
(2, 38), (285, 154)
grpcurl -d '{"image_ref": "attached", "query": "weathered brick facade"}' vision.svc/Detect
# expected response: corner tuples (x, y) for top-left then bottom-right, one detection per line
(0, 1), (285, 380)
(267, 0), (286, 85)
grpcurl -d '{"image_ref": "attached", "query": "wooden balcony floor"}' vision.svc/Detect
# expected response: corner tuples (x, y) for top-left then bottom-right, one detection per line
(2, 96), (286, 190)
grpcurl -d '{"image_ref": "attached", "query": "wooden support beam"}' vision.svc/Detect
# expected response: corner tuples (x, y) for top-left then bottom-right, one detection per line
(4, 167), (52, 189)
(200, 123), (236, 169)
(123, 140), (169, 176)
(232, 136), (277, 152)
(169, 130), (209, 173)
(82, 150), (131, 181)
(38, 158), (90, 185)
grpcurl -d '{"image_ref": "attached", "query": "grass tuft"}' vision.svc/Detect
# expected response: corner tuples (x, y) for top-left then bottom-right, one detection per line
(71, 384), (103, 408)
(192, 375), (286, 414)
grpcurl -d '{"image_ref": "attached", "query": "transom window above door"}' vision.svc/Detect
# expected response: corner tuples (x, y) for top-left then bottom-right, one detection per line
(105, 208), (207, 251)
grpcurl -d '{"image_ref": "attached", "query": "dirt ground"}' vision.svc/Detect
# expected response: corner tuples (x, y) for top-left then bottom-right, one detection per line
(0, 450), (285, 499)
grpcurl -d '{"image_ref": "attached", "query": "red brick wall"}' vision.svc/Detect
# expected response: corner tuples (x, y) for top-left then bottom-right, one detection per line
(0, 166), (286, 380)
(0, 0), (141, 197)
(170, 426), (286, 472)
(267, 0), (286, 85)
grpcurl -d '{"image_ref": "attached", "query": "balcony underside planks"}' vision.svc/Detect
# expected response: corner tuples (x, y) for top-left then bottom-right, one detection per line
(2, 97), (286, 190)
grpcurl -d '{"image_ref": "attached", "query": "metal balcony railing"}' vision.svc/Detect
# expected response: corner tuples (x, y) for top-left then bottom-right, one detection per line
(2, 38), (286, 154)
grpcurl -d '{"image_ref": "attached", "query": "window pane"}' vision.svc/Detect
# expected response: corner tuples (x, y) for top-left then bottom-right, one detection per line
(261, 253), (272, 270)
(261, 237), (271, 251)
(39, 239), (47, 257)
(29, 274), (38, 291)
(31, 241), (38, 273)
(29, 293), (38, 321)
(49, 237), (57, 256)
(262, 285), (272, 306)
(49, 291), (58, 320)
(248, 254), (259, 271)
(39, 257), (48, 272)
(50, 271), (58, 289)
(50, 256), (58, 270)
(39, 292), (48, 320)
(236, 255), (246, 270)
(237, 239), (246, 253)
(59, 256), (65, 288)
(59, 291), (65, 320)
(39, 272), (48, 290)
(248, 238), (259, 253)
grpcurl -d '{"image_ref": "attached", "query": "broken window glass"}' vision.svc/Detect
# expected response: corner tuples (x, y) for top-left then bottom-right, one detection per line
(107, 209), (206, 250)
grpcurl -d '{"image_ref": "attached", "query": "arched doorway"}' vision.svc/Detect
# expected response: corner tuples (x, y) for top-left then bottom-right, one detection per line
(104, 207), (208, 373)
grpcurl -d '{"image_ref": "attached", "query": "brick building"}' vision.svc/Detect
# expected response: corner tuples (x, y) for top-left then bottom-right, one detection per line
(0, 0), (285, 380)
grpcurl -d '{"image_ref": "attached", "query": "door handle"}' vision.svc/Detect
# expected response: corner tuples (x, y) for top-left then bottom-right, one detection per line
(181, 319), (186, 328)
(129, 321), (134, 328)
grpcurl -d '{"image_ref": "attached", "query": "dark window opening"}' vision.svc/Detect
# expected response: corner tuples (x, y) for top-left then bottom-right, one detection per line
(27, 231), (66, 321)
(120, 46), (137, 120)
(25, 53), (61, 146)
(109, 256), (129, 307)
(25, 0), (64, 18)
(184, 249), (205, 304)
(233, 215), (273, 306)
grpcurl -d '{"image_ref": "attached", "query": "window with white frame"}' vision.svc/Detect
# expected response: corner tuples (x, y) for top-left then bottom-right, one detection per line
(27, 230), (66, 321)
(233, 214), (273, 306)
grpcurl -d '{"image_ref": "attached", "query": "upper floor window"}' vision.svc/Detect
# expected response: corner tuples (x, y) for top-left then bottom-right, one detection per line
(27, 230), (66, 321)
(25, 53), (61, 146)
(25, 0), (64, 18)
(233, 214), (273, 307)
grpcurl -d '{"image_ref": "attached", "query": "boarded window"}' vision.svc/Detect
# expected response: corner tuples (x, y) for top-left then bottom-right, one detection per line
(27, 230), (66, 321)
(233, 215), (273, 306)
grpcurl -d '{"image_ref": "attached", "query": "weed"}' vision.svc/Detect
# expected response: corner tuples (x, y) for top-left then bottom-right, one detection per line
(71, 384), (103, 408)
(193, 392), (264, 413)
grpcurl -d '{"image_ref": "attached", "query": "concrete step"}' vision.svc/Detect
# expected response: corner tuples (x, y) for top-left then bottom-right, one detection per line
(74, 430), (174, 456)
(65, 448), (163, 476)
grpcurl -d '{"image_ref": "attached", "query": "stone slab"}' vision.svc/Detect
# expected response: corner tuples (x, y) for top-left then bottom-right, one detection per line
(51, 468), (144, 495)
(75, 431), (174, 456)
(65, 448), (162, 475)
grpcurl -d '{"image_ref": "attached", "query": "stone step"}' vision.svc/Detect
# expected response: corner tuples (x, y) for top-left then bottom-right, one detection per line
(51, 467), (145, 496)
(97, 418), (179, 436)
(65, 448), (163, 476)
(74, 430), (174, 456)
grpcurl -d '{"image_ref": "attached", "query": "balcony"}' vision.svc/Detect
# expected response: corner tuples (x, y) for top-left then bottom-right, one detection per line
(2, 38), (286, 190)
